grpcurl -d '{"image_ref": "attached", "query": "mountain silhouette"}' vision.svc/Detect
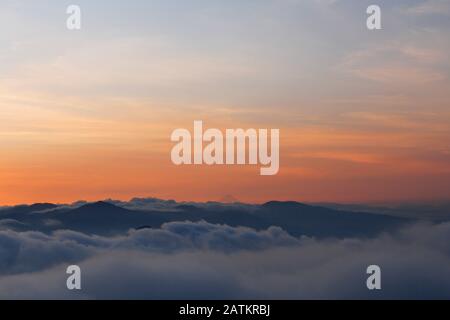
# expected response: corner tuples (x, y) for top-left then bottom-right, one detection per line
(258, 201), (407, 237)
(0, 203), (58, 215)
(68, 201), (132, 215)
(0, 199), (412, 238)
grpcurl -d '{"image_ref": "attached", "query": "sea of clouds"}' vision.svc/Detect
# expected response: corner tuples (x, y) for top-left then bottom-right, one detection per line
(0, 220), (450, 299)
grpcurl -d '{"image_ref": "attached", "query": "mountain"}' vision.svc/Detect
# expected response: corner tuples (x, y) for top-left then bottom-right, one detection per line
(0, 203), (58, 216)
(257, 201), (408, 237)
(0, 199), (413, 238)
(313, 202), (450, 222)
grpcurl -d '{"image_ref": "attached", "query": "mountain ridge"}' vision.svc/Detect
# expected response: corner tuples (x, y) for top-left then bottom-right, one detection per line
(0, 198), (413, 238)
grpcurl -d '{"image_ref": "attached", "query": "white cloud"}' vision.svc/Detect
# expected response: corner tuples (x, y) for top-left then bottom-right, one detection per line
(0, 221), (298, 276)
(0, 221), (450, 299)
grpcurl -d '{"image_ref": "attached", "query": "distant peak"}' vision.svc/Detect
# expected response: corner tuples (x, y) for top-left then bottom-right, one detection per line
(81, 201), (120, 209)
(262, 201), (308, 208)
(97, 201), (115, 205)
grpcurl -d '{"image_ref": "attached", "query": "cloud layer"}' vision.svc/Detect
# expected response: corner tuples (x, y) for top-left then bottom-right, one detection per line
(0, 221), (449, 299)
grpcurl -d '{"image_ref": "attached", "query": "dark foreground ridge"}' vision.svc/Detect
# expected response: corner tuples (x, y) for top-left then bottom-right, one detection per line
(0, 198), (412, 238)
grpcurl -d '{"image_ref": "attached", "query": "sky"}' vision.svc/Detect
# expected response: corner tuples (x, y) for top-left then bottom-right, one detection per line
(0, 0), (449, 205)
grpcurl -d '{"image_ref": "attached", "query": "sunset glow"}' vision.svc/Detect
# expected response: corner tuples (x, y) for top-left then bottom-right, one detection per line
(1, 0), (449, 205)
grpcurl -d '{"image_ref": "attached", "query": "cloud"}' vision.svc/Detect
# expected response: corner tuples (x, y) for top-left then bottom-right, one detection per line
(339, 44), (448, 86)
(0, 221), (298, 276)
(23, 198), (257, 214)
(108, 197), (259, 214)
(407, 0), (450, 16)
(0, 221), (449, 299)
(0, 219), (28, 231)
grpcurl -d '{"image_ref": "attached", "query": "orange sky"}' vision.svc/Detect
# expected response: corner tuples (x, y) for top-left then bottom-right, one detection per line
(0, 106), (449, 205)
(1, 1), (450, 205)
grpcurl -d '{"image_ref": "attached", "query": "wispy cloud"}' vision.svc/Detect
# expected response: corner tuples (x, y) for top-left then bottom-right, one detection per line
(407, 0), (450, 16)
(339, 44), (448, 85)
